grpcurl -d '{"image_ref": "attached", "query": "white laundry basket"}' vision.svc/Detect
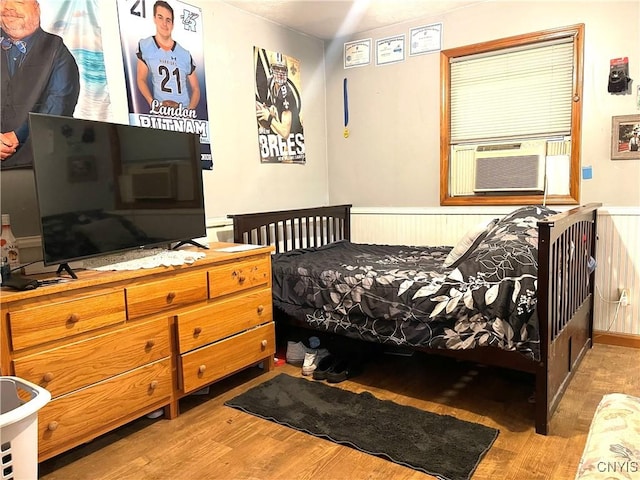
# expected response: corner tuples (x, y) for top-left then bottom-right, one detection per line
(1, 377), (51, 480)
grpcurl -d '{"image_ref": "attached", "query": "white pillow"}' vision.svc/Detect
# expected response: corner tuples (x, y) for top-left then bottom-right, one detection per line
(443, 219), (498, 268)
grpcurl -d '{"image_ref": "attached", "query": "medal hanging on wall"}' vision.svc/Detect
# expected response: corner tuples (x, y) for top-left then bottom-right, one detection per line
(343, 77), (349, 138)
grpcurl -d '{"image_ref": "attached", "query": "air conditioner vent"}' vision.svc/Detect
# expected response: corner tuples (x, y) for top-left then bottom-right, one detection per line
(473, 140), (546, 193)
(476, 143), (522, 152)
(474, 155), (544, 192)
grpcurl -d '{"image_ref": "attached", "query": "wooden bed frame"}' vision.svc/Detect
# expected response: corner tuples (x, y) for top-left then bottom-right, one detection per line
(229, 203), (601, 435)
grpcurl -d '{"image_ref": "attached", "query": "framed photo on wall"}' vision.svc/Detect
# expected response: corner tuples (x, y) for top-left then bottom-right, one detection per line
(611, 114), (640, 160)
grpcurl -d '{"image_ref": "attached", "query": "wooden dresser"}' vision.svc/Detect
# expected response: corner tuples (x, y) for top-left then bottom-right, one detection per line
(0, 244), (274, 461)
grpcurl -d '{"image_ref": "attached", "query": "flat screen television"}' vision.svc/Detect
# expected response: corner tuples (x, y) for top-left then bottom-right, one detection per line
(29, 113), (206, 277)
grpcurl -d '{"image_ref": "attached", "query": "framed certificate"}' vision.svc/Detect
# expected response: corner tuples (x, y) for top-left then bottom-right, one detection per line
(376, 35), (405, 66)
(409, 23), (443, 56)
(344, 39), (371, 69)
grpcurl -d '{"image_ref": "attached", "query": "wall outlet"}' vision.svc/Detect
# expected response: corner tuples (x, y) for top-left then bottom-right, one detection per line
(619, 288), (630, 307)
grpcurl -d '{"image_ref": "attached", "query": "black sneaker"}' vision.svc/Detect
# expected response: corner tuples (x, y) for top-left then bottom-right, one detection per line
(326, 358), (362, 383)
(312, 354), (337, 380)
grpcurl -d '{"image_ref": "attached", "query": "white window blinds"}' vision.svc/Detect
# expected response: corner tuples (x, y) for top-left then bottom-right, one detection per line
(450, 38), (574, 144)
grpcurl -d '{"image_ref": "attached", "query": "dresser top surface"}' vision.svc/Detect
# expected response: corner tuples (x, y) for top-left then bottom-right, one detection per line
(0, 243), (273, 304)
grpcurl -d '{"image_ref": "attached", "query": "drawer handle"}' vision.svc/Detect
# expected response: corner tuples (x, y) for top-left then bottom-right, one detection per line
(47, 421), (59, 431)
(261, 339), (268, 349)
(43, 372), (54, 383)
(67, 313), (80, 324)
(257, 305), (264, 314)
(145, 340), (156, 349)
(193, 327), (202, 336)
(149, 380), (158, 390)
(166, 292), (176, 302)
(198, 364), (206, 374)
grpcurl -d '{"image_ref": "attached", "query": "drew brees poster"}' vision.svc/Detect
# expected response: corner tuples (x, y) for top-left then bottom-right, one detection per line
(116, 0), (212, 169)
(254, 47), (305, 164)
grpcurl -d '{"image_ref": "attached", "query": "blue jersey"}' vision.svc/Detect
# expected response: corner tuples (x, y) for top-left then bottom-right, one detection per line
(137, 36), (195, 107)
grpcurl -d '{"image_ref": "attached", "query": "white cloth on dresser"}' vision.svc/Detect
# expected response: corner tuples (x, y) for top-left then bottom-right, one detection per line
(83, 248), (206, 271)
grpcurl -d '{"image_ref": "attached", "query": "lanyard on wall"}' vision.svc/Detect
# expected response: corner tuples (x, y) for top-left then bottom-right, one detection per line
(343, 77), (349, 138)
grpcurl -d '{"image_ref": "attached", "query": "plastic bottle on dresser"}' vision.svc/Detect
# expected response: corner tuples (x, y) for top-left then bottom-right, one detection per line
(1, 214), (20, 274)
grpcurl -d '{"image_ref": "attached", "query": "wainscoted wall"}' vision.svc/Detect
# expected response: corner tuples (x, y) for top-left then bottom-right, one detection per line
(350, 207), (512, 248)
(206, 217), (234, 244)
(593, 208), (640, 338)
(349, 206), (640, 338)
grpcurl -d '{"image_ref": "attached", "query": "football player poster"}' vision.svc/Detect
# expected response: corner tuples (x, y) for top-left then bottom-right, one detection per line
(116, 0), (212, 169)
(254, 47), (305, 164)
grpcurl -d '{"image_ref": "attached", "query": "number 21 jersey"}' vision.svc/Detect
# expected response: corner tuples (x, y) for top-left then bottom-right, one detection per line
(137, 36), (195, 107)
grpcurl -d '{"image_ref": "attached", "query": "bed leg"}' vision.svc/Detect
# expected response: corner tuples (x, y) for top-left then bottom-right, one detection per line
(535, 366), (550, 435)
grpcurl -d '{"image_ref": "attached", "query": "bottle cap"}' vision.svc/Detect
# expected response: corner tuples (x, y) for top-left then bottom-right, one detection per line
(1, 214), (10, 225)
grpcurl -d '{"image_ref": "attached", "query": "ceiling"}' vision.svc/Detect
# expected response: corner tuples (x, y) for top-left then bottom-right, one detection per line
(221, 0), (489, 40)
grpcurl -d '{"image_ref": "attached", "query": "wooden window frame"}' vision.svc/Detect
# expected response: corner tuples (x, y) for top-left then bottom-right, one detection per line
(439, 24), (584, 206)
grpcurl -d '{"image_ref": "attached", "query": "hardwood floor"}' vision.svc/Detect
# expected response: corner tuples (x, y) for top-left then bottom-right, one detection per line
(39, 343), (640, 480)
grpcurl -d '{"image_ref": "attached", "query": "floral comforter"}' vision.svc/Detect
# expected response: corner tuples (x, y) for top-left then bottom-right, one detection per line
(272, 206), (558, 361)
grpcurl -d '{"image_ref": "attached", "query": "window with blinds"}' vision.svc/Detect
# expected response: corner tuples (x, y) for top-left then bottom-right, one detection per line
(440, 24), (584, 206)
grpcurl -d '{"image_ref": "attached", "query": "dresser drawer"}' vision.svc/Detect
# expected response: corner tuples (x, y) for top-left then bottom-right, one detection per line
(38, 358), (172, 460)
(9, 291), (125, 350)
(126, 270), (208, 319)
(13, 318), (170, 398)
(176, 288), (272, 354)
(207, 255), (270, 299)
(179, 322), (275, 393)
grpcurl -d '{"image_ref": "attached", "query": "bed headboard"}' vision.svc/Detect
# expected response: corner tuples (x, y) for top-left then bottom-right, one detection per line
(228, 204), (352, 253)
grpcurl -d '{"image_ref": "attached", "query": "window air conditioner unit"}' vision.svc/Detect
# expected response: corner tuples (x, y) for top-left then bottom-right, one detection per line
(130, 164), (177, 199)
(473, 141), (546, 193)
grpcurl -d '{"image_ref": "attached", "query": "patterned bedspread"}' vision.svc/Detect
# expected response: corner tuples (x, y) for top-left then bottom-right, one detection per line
(272, 206), (558, 361)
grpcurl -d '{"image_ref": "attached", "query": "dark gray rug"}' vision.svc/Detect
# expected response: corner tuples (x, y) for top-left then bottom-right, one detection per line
(225, 373), (498, 480)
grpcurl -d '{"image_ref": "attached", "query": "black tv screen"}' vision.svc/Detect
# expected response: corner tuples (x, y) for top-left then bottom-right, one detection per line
(29, 113), (206, 268)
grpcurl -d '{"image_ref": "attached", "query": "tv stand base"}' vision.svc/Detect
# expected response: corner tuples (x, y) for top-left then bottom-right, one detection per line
(57, 263), (78, 279)
(172, 240), (209, 250)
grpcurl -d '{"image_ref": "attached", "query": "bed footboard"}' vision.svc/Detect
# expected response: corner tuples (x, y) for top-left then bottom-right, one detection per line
(229, 205), (352, 253)
(535, 202), (601, 434)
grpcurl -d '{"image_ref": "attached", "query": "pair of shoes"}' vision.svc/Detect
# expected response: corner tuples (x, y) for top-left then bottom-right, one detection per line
(326, 358), (362, 383)
(312, 354), (336, 380)
(301, 348), (330, 376)
(312, 355), (362, 383)
(286, 341), (314, 366)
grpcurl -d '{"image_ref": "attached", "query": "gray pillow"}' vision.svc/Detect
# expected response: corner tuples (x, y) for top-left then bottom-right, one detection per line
(443, 218), (498, 268)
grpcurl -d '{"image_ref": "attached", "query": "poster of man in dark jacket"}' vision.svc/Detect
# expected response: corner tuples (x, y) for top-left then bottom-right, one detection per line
(0, 0), (80, 169)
